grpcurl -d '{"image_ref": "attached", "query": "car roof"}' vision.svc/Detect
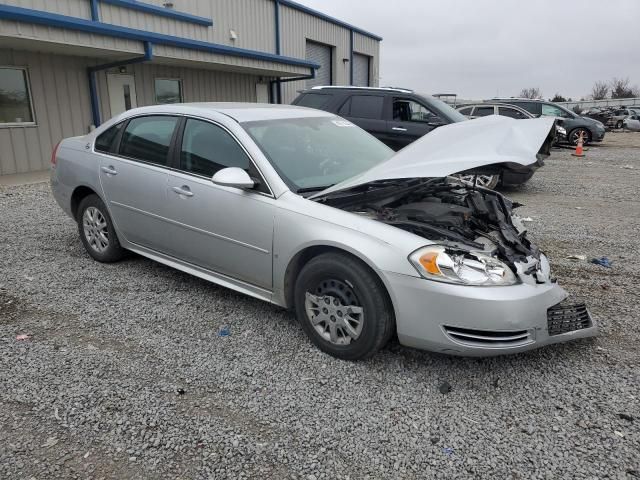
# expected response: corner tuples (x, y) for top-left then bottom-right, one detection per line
(112, 102), (333, 123)
(304, 85), (415, 94)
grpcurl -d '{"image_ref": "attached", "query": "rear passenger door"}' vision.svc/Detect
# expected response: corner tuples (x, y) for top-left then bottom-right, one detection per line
(337, 94), (387, 142)
(97, 115), (180, 252)
(385, 97), (446, 151)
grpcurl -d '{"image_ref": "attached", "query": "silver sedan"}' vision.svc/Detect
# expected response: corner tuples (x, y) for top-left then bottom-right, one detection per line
(50, 104), (597, 360)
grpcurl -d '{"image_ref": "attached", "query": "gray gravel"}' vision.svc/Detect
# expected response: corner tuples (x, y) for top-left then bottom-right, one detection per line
(1, 133), (639, 479)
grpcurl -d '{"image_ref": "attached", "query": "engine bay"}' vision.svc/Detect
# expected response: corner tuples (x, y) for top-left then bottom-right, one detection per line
(320, 178), (541, 270)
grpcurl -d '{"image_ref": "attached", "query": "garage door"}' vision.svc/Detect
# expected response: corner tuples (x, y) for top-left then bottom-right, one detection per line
(305, 41), (332, 88)
(353, 53), (370, 87)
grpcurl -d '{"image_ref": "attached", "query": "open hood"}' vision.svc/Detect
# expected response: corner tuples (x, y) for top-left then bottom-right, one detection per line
(310, 115), (555, 199)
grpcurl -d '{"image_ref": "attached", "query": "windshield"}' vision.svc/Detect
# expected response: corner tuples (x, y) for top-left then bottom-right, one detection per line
(242, 116), (394, 192)
(421, 95), (468, 123)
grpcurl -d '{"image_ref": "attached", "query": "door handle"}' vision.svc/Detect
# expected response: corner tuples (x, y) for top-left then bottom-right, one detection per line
(100, 166), (118, 175)
(172, 186), (194, 197)
(392, 127), (408, 132)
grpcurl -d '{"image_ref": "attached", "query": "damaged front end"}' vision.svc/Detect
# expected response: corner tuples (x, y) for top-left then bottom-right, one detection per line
(318, 177), (551, 285)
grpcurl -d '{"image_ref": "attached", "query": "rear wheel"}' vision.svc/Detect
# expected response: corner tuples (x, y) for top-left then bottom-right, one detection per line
(77, 194), (125, 263)
(616, 120), (623, 129)
(454, 173), (500, 190)
(294, 253), (394, 360)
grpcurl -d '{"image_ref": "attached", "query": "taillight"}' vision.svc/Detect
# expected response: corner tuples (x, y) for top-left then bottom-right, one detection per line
(50, 141), (61, 167)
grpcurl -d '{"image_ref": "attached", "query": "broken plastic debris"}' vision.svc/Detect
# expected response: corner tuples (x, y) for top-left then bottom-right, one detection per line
(443, 447), (454, 455)
(567, 255), (587, 261)
(218, 326), (231, 337)
(521, 217), (534, 222)
(614, 430), (625, 438)
(591, 257), (613, 268)
(16, 334), (30, 341)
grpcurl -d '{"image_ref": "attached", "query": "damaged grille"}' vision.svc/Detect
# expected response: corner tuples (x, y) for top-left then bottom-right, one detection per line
(443, 326), (533, 347)
(547, 301), (592, 336)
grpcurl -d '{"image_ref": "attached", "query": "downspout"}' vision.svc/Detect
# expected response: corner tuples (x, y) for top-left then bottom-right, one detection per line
(349, 29), (354, 85)
(89, 0), (99, 21)
(274, 0), (282, 103)
(269, 67), (315, 99)
(87, 41), (153, 127)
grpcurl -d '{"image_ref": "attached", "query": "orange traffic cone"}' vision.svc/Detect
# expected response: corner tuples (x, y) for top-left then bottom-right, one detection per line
(572, 132), (585, 157)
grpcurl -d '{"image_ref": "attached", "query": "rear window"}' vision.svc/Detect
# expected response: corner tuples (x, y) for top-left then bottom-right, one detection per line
(95, 122), (124, 153)
(295, 93), (331, 110)
(338, 95), (384, 119)
(458, 107), (473, 115)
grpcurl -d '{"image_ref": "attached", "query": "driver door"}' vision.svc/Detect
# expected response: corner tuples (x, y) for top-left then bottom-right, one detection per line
(162, 118), (275, 289)
(386, 98), (444, 150)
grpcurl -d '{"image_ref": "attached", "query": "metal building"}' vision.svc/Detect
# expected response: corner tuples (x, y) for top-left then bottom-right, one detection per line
(0, 0), (381, 176)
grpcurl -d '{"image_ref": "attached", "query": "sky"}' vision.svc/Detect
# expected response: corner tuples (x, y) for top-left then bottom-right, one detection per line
(298, 0), (640, 101)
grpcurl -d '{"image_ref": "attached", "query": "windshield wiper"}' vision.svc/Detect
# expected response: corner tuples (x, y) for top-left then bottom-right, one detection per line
(296, 185), (334, 194)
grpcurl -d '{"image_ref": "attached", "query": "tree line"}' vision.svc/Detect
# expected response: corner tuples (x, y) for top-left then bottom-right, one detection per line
(517, 78), (640, 102)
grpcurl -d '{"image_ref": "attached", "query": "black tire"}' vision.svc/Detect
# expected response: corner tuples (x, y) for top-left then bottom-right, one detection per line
(569, 128), (591, 146)
(293, 252), (395, 360)
(616, 120), (623, 129)
(76, 194), (125, 263)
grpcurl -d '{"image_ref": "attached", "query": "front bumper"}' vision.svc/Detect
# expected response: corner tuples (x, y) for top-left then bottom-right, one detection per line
(383, 271), (598, 356)
(592, 128), (606, 142)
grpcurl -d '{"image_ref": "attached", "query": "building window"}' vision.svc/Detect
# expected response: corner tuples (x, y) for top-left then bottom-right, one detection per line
(0, 67), (35, 125)
(154, 78), (183, 104)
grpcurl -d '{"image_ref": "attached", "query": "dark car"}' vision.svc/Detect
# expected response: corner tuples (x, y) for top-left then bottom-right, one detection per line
(293, 86), (541, 189)
(457, 103), (568, 143)
(490, 98), (606, 146)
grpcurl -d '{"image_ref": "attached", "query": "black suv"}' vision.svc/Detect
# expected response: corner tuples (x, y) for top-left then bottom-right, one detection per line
(490, 98), (606, 146)
(293, 86), (467, 151)
(293, 86), (541, 189)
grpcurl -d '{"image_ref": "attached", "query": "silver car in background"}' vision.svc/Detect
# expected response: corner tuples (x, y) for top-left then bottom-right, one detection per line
(50, 104), (597, 360)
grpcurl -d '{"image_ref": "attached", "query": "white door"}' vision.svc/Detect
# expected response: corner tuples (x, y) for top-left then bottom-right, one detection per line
(107, 74), (138, 119)
(256, 83), (269, 103)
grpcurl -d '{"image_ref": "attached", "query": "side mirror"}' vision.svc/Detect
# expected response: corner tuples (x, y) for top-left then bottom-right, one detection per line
(211, 167), (254, 190)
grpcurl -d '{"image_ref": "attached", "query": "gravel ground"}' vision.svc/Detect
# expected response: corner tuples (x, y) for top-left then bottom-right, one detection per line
(1, 133), (639, 479)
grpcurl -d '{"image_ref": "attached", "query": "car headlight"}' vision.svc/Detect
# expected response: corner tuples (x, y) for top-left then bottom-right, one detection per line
(409, 245), (518, 286)
(555, 125), (567, 136)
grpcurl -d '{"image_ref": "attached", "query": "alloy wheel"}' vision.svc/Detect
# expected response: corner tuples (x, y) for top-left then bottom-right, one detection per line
(304, 279), (364, 345)
(455, 174), (499, 189)
(82, 206), (109, 253)
(570, 129), (589, 145)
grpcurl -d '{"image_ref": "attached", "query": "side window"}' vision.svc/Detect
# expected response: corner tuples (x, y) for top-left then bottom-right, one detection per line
(0, 67), (35, 125)
(179, 118), (250, 177)
(95, 122), (124, 153)
(541, 104), (570, 118)
(473, 106), (495, 117)
(458, 107), (473, 115)
(517, 102), (541, 116)
(119, 116), (179, 165)
(393, 99), (442, 123)
(498, 107), (528, 119)
(338, 95), (384, 119)
(295, 93), (331, 110)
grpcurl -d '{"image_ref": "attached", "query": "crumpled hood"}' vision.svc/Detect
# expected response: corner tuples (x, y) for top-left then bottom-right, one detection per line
(310, 115), (555, 199)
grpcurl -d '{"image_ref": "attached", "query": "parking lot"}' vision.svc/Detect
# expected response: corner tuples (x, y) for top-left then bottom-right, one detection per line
(1, 133), (639, 479)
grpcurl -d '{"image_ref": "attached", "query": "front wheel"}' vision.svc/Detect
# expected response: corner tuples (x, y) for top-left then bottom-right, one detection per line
(569, 128), (591, 146)
(616, 120), (623, 129)
(453, 173), (500, 190)
(294, 253), (394, 360)
(77, 194), (125, 263)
